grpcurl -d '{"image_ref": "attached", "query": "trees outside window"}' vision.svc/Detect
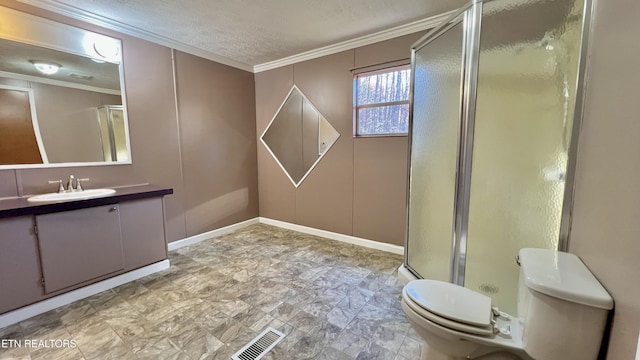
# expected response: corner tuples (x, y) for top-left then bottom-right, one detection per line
(354, 65), (410, 136)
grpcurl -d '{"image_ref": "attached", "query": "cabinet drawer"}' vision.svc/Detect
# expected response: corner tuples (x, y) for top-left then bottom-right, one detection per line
(36, 205), (124, 293)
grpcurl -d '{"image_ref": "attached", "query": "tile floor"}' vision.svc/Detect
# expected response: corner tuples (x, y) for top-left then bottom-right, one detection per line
(0, 224), (421, 360)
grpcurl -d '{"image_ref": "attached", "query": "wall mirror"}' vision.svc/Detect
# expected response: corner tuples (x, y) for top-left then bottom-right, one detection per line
(0, 5), (131, 169)
(261, 85), (340, 187)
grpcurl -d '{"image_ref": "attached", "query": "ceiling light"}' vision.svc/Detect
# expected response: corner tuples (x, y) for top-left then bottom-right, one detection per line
(82, 34), (121, 63)
(30, 60), (61, 75)
(92, 38), (120, 62)
(93, 41), (119, 59)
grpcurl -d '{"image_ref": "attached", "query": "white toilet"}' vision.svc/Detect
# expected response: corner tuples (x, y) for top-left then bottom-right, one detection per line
(401, 248), (613, 360)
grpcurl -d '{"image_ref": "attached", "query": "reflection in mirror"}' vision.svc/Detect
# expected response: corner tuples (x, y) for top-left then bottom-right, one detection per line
(261, 86), (340, 187)
(0, 5), (130, 168)
(0, 84), (45, 164)
(98, 106), (128, 162)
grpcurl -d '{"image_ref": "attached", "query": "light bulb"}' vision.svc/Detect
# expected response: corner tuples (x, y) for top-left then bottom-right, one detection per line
(31, 61), (61, 75)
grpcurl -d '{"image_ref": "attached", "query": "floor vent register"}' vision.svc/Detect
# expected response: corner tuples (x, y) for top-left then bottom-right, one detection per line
(231, 327), (285, 360)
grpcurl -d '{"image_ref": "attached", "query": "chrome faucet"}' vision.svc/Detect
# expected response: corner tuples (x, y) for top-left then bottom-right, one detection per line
(48, 175), (90, 193)
(66, 175), (75, 192)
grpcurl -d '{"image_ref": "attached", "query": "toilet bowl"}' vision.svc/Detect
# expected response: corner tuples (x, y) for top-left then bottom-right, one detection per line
(401, 279), (529, 360)
(401, 248), (614, 360)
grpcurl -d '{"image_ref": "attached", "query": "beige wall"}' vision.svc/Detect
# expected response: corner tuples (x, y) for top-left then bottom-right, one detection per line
(293, 50), (355, 236)
(255, 65), (296, 223)
(255, 33), (423, 246)
(568, 0), (640, 358)
(173, 51), (258, 236)
(0, 1), (259, 242)
(352, 137), (408, 246)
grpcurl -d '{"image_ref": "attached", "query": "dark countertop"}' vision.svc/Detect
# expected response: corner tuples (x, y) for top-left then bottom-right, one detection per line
(0, 184), (173, 219)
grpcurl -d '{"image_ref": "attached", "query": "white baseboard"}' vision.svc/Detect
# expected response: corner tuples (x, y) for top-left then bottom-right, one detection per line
(258, 217), (404, 255)
(168, 217), (260, 251)
(0, 260), (170, 328)
(167, 216), (404, 255)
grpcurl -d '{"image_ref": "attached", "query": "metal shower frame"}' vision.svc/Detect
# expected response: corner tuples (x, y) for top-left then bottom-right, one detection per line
(403, 0), (595, 285)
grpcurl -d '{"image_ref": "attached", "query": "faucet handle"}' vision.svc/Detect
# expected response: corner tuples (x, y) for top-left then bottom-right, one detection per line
(48, 180), (64, 193)
(76, 178), (90, 191)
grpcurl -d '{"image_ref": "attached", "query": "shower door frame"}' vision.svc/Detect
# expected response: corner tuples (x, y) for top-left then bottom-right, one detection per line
(404, 0), (595, 285)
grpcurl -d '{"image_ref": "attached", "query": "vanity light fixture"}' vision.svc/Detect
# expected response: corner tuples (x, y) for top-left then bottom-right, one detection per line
(30, 60), (61, 75)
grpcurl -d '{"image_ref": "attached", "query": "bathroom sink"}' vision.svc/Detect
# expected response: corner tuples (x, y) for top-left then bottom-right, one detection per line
(27, 188), (116, 202)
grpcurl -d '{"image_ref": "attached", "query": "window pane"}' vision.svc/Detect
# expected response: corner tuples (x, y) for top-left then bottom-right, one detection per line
(358, 104), (409, 135)
(357, 69), (411, 105)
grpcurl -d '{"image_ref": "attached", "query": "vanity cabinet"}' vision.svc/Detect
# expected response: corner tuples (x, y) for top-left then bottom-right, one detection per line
(0, 216), (43, 314)
(36, 204), (125, 293)
(0, 185), (172, 315)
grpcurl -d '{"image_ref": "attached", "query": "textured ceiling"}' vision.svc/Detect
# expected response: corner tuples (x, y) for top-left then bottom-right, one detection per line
(33, 0), (467, 66)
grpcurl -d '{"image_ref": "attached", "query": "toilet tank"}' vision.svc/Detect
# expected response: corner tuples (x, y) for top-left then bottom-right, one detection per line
(516, 248), (613, 360)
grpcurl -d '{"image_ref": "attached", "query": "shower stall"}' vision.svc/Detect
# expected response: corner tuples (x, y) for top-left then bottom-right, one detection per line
(97, 105), (129, 162)
(404, 0), (591, 313)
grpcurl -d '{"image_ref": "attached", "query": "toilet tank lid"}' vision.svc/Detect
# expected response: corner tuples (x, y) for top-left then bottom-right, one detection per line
(518, 248), (613, 310)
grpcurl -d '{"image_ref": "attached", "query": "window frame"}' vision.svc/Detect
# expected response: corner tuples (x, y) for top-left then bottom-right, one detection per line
(353, 64), (411, 138)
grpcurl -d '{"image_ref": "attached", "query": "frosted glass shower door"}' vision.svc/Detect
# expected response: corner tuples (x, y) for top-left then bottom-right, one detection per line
(98, 105), (128, 162)
(406, 18), (465, 281)
(464, 0), (586, 313)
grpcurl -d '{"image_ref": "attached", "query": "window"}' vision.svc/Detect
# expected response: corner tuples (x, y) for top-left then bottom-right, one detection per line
(354, 65), (411, 136)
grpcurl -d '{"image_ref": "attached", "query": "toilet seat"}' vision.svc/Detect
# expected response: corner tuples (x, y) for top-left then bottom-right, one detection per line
(403, 280), (495, 337)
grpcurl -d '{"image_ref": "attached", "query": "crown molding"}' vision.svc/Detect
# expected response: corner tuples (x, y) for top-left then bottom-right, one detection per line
(16, 0), (453, 74)
(16, 0), (255, 72)
(252, 10), (455, 73)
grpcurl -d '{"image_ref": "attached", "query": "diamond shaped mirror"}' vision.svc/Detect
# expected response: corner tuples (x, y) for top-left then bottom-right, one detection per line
(261, 85), (340, 187)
